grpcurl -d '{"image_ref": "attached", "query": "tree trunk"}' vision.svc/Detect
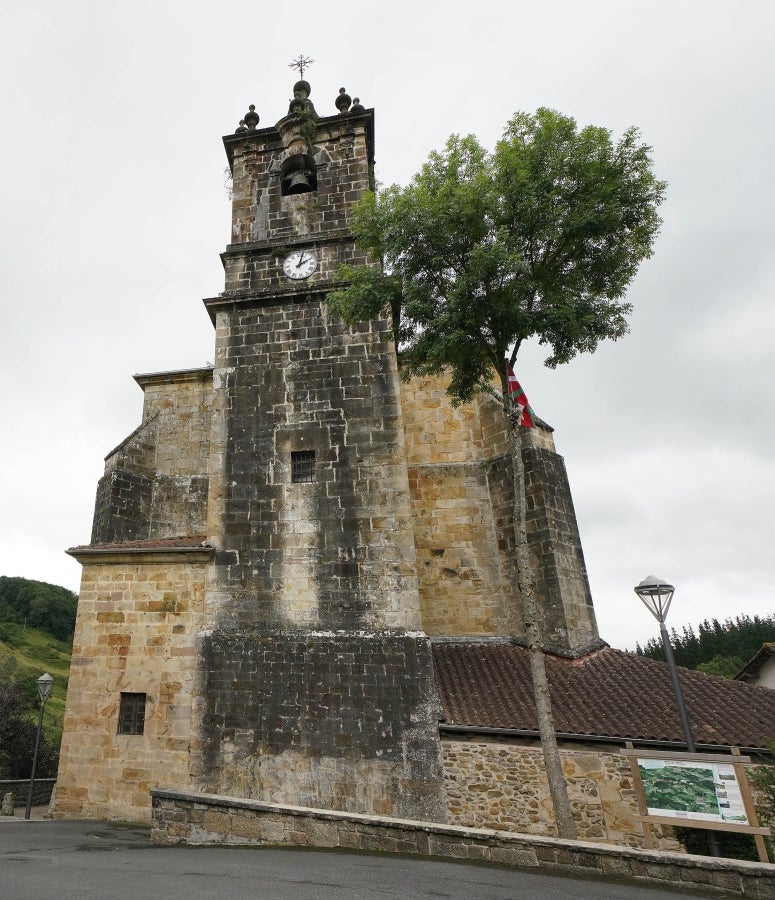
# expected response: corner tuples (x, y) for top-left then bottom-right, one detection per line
(508, 421), (578, 840)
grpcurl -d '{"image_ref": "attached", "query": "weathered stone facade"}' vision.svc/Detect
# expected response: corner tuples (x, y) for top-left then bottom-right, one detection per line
(188, 88), (447, 822)
(399, 374), (597, 649)
(400, 376), (515, 637)
(191, 630), (443, 821)
(55, 81), (600, 828)
(92, 368), (212, 545)
(54, 552), (211, 822)
(203, 301), (421, 633)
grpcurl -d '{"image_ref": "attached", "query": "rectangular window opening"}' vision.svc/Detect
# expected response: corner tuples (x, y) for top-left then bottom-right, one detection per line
(291, 450), (316, 483)
(118, 692), (146, 735)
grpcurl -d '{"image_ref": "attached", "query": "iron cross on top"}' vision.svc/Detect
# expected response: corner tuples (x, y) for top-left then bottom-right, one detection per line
(289, 55), (315, 79)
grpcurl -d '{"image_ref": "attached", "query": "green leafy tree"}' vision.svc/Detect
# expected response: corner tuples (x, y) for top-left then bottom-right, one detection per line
(0, 656), (59, 779)
(696, 655), (746, 678)
(331, 109), (664, 399)
(330, 108), (665, 839)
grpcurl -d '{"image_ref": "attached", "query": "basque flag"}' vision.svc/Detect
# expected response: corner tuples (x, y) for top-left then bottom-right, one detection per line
(507, 366), (535, 428)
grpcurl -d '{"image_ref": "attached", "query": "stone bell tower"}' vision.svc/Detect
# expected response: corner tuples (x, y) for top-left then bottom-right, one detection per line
(190, 79), (447, 821)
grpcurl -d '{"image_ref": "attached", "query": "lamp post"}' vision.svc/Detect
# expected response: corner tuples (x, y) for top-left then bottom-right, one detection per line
(634, 576), (720, 857)
(634, 577), (696, 750)
(24, 673), (54, 821)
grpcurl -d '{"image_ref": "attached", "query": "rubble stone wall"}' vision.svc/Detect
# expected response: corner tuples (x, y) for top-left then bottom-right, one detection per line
(442, 738), (681, 851)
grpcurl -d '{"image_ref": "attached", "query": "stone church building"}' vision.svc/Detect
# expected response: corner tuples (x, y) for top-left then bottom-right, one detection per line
(53, 79), (775, 845)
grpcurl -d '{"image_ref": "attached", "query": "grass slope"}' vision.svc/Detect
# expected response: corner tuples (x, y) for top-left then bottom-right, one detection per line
(0, 622), (71, 745)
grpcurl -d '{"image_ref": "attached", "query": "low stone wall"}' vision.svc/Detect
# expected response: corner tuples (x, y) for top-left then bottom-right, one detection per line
(0, 778), (56, 809)
(151, 789), (775, 898)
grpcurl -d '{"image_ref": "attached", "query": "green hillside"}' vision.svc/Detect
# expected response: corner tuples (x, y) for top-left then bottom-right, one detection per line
(0, 576), (76, 754)
(0, 623), (72, 745)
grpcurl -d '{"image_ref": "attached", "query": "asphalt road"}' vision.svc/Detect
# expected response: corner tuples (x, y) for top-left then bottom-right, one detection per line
(0, 819), (714, 900)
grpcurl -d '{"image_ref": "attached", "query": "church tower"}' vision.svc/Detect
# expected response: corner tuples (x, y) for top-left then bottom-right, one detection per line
(54, 73), (601, 826)
(190, 79), (447, 820)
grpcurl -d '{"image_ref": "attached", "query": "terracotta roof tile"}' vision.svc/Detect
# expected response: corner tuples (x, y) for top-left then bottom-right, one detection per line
(433, 642), (775, 750)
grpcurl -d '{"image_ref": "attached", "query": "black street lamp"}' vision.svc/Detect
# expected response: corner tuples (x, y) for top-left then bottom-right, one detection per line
(634, 576), (696, 750)
(24, 673), (54, 821)
(634, 576), (721, 857)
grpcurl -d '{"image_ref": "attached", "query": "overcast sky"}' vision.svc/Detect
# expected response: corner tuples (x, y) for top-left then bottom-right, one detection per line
(1, 1), (772, 651)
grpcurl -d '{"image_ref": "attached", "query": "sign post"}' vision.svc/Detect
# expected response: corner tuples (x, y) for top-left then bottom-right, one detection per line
(622, 746), (770, 863)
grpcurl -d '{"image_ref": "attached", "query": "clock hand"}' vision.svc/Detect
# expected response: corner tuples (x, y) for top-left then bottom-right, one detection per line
(296, 252), (306, 268)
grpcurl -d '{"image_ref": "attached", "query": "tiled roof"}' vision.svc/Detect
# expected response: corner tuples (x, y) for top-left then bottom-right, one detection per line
(68, 535), (210, 552)
(735, 643), (775, 683)
(432, 642), (775, 750)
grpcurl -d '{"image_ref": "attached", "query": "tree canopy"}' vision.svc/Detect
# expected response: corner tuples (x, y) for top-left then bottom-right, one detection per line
(330, 107), (666, 406)
(0, 655), (59, 779)
(0, 576), (78, 642)
(331, 107), (665, 842)
(637, 614), (775, 674)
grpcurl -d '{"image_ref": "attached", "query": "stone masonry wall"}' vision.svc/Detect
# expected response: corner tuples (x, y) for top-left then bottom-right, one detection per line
(223, 111), (373, 294)
(400, 373), (599, 650)
(522, 443), (599, 651)
(52, 555), (209, 823)
(442, 738), (680, 851)
(400, 376), (514, 636)
(91, 369), (212, 544)
(136, 369), (212, 539)
(91, 418), (156, 544)
(190, 630), (446, 822)
(198, 297), (446, 820)
(205, 301), (420, 632)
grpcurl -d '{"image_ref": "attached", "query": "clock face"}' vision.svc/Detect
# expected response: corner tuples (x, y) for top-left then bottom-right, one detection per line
(282, 250), (318, 280)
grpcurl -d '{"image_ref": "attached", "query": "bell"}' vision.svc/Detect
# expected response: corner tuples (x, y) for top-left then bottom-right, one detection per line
(286, 170), (313, 195)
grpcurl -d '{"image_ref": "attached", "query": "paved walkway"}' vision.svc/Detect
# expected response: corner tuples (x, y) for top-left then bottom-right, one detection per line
(0, 818), (716, 899)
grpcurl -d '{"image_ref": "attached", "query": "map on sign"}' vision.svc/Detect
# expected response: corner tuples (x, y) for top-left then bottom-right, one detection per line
(637, 759), (749, 823)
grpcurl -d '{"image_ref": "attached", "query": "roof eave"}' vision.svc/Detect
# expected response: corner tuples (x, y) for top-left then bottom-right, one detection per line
(438, 723), (770, 754)
(66, 544), (215, 565)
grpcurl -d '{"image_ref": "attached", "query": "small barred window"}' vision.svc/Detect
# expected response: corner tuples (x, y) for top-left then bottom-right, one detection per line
(118, 692), (146, 735)
(291, 450), (316, 483)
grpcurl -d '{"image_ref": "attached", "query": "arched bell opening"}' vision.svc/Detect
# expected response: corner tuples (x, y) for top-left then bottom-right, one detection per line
(280, 154), (317, 196)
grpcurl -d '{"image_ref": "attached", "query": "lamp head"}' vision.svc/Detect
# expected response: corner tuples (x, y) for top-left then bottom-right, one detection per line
(36, 672), (54, 703)
(634, 575), (675, 624)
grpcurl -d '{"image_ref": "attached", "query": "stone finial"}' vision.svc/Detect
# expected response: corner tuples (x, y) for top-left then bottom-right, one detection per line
(235, 119), (248, 134)
(288, 81), (319, 119)
(293, 80), (311, 100)
(335, 87), (352, 113)
(244, 104), (259, 130)
(351, 97), (364, 112)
